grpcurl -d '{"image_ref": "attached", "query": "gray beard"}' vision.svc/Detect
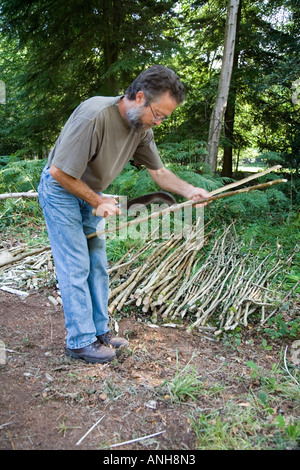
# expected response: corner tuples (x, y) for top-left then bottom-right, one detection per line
(125, 107), (151, 133)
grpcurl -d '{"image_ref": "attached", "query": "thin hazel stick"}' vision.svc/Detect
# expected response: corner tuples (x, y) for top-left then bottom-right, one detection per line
(283, 346), (300, 386)
(87, 178), (287, 239)
(75, 415), (105, 446)
(107, 430), (166, 449)
(209, 164), (282, 196)
(91, 164), (282, 218)
(0, 191), (38, 199)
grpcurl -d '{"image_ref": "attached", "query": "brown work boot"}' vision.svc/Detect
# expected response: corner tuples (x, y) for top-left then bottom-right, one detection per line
(97, 332), (129, 349)
(66, 340), (116, 364)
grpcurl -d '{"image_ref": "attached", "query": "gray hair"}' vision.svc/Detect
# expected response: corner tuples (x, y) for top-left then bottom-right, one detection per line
(125, 65), (185, 104)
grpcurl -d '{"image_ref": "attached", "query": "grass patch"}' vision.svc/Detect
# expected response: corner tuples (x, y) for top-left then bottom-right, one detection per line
(190, 399), (299, 450)
(189, 358), (300, 450)
(160, 353), (207, 403)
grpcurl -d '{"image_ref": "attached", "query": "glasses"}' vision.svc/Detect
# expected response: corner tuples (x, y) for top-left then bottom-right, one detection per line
(149, 103), (169, 122)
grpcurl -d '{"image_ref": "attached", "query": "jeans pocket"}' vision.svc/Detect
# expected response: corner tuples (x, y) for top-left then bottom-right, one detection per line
(44, 172), (71, 202)
(45, 171), (62, 189)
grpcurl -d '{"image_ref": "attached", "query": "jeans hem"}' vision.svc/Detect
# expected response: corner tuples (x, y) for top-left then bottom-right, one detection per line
(67, 336), (98, 350)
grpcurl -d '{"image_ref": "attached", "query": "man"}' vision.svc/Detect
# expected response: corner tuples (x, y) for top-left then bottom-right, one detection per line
(38, 65), (209, 364)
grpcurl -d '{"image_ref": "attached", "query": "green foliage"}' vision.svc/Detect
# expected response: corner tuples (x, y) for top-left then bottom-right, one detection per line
(106, 165), (159, 199)
(106, 238), (143, 264)
(1, 0), (299, 173)
(0, 158), (46, 233)
(190, 358), (300, 450)
(265, 314), (300, 341)
(0, 156), (11, 169)
(0, 0), (179, 155)
(256, 151), (285, 167)
(165, 164), (229, 194)
(0, 158), (46, 193)
(157, 140), (208, 167)
(106, 157), (227, 200)
(205, 184), (291, 225)
(223, 187), (289, 217)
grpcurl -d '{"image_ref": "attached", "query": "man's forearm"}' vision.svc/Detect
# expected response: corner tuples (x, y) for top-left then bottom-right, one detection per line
(147, 166), (210, 206)
(147, 167), (195, 198)
(49, 165), (105, 208)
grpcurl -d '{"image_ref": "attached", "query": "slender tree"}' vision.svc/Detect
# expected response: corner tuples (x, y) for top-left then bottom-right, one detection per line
(222, 0), (242, 178)
(206, 0), (240, 173)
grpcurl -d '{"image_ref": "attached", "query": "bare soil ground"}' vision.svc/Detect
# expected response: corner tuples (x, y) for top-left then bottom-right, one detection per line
(0, 288), (298, 451)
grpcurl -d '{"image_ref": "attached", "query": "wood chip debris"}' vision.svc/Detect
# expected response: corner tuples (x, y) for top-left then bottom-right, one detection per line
(0, 243), (58, 298)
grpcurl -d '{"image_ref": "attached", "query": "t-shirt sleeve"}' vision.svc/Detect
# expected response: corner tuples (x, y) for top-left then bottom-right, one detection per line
(133, 130), (163, 170)
(50, 117), (97, 179)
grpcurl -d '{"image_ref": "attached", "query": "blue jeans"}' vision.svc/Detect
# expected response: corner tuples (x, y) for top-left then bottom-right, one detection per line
(38, 166), (110, 349)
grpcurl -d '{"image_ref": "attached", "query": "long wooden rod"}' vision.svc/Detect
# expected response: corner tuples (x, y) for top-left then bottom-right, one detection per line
(0, 191), (38, 200)
(86, 178), (287, 240)
(209, 164), (282, 195)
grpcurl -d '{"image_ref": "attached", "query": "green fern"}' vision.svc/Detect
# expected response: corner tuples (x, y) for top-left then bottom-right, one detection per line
(166, 165), (230, 195)
(257, 151), (285, 166)
(106, 167), (159, 198)
(225, 191), (270, 216)
(106, 162), (226, 200)
(0, 159), (47, 193)
(158, 140), (208, 166)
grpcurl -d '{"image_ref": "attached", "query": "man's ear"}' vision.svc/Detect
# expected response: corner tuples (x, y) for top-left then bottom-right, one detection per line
(135, 90), (145, 103)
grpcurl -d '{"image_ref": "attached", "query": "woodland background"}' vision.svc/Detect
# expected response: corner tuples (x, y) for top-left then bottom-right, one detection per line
(0, 0), (299, 451)
(0, 0), (299, 331)
(0, 0), (299, 175)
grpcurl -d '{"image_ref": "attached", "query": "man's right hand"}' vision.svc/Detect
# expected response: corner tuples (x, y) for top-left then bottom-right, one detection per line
(49, 165), (122, 218)
(95, 198), (122, 218)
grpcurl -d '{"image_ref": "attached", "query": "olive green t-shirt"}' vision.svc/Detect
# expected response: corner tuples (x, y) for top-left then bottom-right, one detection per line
(48, 96), (163, 192)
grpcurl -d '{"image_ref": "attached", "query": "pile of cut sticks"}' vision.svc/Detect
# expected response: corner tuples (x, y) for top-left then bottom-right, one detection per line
(108, 217), (207, 317)
(108, 223), (298, 334)
(106, 166), (298, 334)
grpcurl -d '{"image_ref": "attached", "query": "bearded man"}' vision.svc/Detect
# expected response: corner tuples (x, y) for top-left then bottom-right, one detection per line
(38, 65), (209, 364)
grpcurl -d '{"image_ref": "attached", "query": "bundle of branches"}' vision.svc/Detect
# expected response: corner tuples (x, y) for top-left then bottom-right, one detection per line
(108, 218), (208, 317)
(171, 226), (298, 334)
(108, 223), (298, 335)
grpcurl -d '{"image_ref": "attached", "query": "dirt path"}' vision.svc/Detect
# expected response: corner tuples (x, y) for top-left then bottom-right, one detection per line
(0, 289), (296, 450)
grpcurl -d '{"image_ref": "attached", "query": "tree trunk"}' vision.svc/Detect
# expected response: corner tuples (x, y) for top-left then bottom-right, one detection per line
(206, 0), (240, 173)
(222, 105), (234, 178)
(222, 0), (242, 178)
